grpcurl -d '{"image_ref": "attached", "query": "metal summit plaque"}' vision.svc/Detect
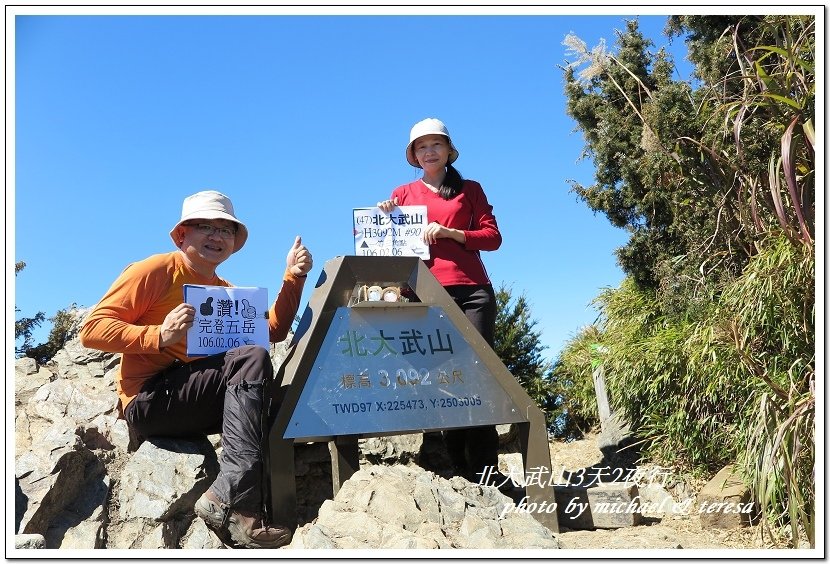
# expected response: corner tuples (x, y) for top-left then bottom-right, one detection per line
(267, 256), (557, 533)
(283, 305), (526, 439)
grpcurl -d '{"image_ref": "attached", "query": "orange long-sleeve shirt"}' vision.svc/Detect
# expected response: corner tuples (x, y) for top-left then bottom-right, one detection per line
(79, 251), (305, 410)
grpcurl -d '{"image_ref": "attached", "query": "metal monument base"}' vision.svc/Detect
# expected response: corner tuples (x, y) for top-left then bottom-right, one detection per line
(267, 256), (558, 533)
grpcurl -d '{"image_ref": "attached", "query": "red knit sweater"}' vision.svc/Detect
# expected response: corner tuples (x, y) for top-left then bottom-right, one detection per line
(390, 179), (501, 286)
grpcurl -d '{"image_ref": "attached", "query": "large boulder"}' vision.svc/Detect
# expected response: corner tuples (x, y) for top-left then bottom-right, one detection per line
(118, 437), (218, 522)
(289, 464), (560, 550)
(15, 422), (105, 542)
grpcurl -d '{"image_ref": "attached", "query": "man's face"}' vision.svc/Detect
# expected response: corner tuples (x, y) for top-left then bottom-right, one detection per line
(178, 219), (237, 269)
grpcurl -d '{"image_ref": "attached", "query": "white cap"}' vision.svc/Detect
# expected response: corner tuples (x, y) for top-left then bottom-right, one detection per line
(405, 118), (459, 168)
(169, 190), (248, 253)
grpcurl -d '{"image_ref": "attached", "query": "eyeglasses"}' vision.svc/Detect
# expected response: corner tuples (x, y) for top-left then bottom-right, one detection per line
(185, 223), (237, 239)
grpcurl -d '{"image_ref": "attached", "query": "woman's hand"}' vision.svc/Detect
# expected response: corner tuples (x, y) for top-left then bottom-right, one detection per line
(423, 221), (466, 245)
(377, 197), (398, 213)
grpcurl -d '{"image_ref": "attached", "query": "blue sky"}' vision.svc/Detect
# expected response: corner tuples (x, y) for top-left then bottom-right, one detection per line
(10, 7), (697, 364)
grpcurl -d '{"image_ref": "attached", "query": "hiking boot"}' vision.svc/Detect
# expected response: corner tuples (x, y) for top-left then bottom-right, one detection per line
(194, 489), (291, 549)
(194, 489), (225, 529)
(227, 509), (292, 549)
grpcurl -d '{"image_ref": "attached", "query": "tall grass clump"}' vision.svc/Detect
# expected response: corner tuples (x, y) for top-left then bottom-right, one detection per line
(580, 279), (758, 473)
(554, 232), (814, 545)
(727, 234), (815, 547)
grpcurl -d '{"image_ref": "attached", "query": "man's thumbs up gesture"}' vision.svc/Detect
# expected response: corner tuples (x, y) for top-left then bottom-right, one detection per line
(286, 235), (313, 277)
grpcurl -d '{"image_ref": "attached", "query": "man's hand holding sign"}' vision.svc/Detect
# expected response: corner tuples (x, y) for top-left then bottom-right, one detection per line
(160, 302), (196, 349)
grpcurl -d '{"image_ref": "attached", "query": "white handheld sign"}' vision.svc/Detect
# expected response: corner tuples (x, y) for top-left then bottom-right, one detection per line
(353, 205), (430, 259)
(183, 285), (269, 356)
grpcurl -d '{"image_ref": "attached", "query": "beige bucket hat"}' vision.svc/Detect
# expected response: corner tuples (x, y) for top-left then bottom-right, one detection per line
(169, 190), (249, 253)
(406, 117), (459, 168)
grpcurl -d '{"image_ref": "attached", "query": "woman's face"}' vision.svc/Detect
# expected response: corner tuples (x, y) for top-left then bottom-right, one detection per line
(413, 134), (451, 172)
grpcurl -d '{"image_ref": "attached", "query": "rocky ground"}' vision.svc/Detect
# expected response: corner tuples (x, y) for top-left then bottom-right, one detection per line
(289, 428), (783, 551)
(14, 312), (798, 552)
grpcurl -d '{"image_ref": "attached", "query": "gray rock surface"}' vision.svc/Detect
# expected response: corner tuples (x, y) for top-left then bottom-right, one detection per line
(289, 464), (560, 550)
(118, 437), (218, 521)
(14, 534), (46, 549)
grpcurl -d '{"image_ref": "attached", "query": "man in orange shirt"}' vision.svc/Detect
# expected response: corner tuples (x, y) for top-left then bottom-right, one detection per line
(80, 190), (312, 548)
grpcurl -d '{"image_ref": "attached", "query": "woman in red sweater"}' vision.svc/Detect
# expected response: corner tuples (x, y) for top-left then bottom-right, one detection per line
(378, 117), (508, 489)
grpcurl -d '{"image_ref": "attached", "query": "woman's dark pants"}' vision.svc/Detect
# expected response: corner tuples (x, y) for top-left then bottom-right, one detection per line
(443, 284), (501, 480)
